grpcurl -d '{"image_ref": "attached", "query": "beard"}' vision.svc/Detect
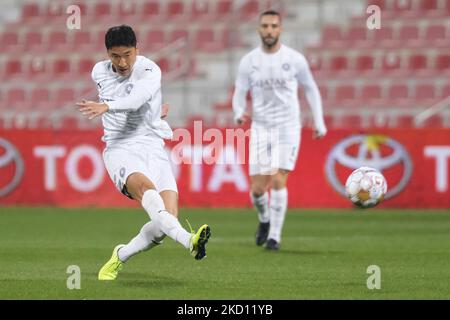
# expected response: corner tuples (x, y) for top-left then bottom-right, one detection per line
(262, 35), (279, 49)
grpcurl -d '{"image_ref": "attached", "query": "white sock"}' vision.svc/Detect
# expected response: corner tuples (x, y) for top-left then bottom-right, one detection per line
(250, 192), (269, 223)
(118, 221), (166, 262)
(141, 189), (192, 249)
(268, 188), (288, 243)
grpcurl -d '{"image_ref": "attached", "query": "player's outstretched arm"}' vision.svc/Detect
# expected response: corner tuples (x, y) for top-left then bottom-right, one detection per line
(77, 100), (109, 120)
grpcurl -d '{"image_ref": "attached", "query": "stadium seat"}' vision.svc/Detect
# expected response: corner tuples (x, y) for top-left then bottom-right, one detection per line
(414, 84), (436, 105)
(334, 85), (356, 104)
(55, 88), (76, 107)
(77, 58), (95, 75)
(346, 26), (368, 46)
(435, 54), (450, 71)
(215, 0), (233, 20)
(388, 84), (409, 107)
(441, 84), (450, 98)
(45, 1), (64, 17)
(28, 58), (48, 80)
(321, 25), (343, 47)
(143, 29), (166, 51)
(239, 0), (260, 20)
(167, 0), (186, 21)
(1, 32), (20, 53)
(52, 59), (71, 78)
(408, 54), (428, 71)
(93, 2), (112, 18)
(4, 59), (23, 79)
(398, 25), (419, 42)
(195, 28), (224, 52)
(6, 88), (29, 110)
(367, 0), (387, 10)
(31, 88), (51, 110)
(24, 31), (43, 52)
(21, 3), (40, 21)
(418, 0), (438, 10)
(169, 29), (189, 43)
(47, 31), (69, 51)
(118, 0), (137, 18)
(191, 0), (211, 20)
(361, 84), (382, 100)
(329, 56), (348, 71)
(355, 55), (375, 72)
(393, 0), (412, 12)
(141, 1), (162, 21)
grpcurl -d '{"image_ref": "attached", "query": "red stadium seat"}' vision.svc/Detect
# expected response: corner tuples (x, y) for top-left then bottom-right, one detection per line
(141, 1), (161, 20)
(329, 56), (348, 71)
(335, 85), (356, 101)
(381, 53), (402, 72)
(418, 0), (438, 10)
(77, 58), (95, 74)
(94, 2), (112, 17)
(143, 29), (166, 50)
(4, 59), (23, 79)
(361, 85), (382, 99)
(24, 31), (43, 51)
(191, 0), (211, 20)
(167, 0), (185, 20)
(31, 88), (51, 109)
(6, 88), (29, 110)
(47, 31), (68, 51)
(425, 25), (446, 41)
(239, 0), (260, 19)
(157, 58), (170, 73)
(398, 25), (419, 42)
(435, 55), (450, 70)
(321, 25), (343, 46)
(45, 1), (64, 17)
(28, 58), (48, 79)
(0, 32), (20, 53)
(346, 26), (367, 45)
(367, 0), (387, 10)
(52, 59), (71, 78)
(195, 28), (224, 52)
(169, 29), (189, 42)
(372, 26), (393, 43)
(408, 54), (428, 70)
(414, 84), (436, 104)
(388, 84), (409, 106)
(22, 3), (40, 20)
(118, 0), (137, 18)
(441, 84), (450, 98)
(355, 55), (375, 71)
(215, 0), (233, 19)
(55, 88), (76, 107)
(393, 0), (412, 12)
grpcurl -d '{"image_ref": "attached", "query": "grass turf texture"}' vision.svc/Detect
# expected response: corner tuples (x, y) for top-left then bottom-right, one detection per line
(0, 207), (449, 299)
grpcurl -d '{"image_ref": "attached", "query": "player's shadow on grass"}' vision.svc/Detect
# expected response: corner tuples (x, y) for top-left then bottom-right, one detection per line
(118, 273), (184, 288)
(267, 249), (342, 256)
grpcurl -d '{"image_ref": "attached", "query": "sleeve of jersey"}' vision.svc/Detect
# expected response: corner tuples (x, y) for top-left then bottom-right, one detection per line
(296, 57), (327, 134)
(232, 58), (250, 121)
(106, 64), (161, 112)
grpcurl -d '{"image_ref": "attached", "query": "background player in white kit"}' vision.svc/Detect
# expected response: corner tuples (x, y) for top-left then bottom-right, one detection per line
(76, 25), (211, 280)
(233, 11), (327, 250)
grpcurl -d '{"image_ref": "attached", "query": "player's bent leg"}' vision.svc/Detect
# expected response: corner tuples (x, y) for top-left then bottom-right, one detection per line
(250, 175), (271, 246)
(266, 170), (290, 250)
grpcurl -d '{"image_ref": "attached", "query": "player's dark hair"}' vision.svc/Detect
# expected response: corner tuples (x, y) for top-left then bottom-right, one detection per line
(259, 10), (282, 22)
(105, 25), (137, 49)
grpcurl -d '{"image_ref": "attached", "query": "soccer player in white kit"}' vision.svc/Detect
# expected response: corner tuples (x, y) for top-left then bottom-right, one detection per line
(76, 25), (211, 280)
(232, 11), (327, 250)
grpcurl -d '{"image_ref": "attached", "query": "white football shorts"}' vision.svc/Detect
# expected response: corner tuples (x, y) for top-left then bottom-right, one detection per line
(103, 139), (178, 198)
(249, 125), (301, 176)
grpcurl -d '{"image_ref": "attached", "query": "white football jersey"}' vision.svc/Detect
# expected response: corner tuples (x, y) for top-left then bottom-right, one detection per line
(234, 45), (326, 131)
(91, 55), (172, 147)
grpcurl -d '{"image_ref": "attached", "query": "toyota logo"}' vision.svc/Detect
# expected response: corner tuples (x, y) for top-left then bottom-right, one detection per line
(326, 134), (412, 199)
(0, 138), (24, 197)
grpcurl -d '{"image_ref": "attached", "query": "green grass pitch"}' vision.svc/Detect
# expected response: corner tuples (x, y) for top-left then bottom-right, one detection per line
(0, 207), (449, 299)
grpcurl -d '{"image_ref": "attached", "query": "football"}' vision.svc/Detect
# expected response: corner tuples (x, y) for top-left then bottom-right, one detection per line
(345, 167), (388, 208)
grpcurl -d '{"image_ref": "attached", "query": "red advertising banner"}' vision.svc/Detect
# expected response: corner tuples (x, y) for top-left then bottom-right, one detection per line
(0, 128), (449, 208)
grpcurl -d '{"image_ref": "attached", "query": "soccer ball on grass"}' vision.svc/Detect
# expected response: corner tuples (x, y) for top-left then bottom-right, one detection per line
(345, 167), (387, 208)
